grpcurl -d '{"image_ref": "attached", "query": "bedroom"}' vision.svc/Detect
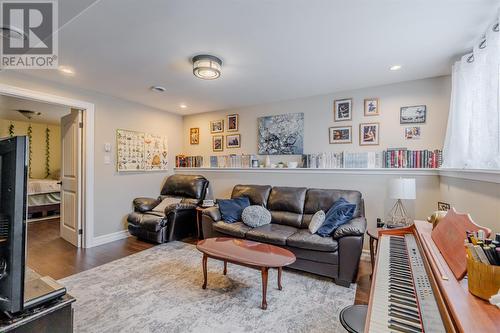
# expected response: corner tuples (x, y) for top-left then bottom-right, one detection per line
(0, 94), (85, 270)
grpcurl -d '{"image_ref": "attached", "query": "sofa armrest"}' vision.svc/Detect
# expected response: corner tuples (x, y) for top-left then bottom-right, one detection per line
(164, 202), (197, 215)
(333, 217), (367, 239)
(201, 206), (221, 222)
(336, 235), (364, 285)
(133, 197), (161, 213)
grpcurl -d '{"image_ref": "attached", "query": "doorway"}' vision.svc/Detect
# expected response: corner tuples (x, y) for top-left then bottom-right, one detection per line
(0, 83), (95, 249)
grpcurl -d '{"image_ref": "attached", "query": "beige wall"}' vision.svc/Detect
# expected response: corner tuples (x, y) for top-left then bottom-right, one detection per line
(183, 76), (451, 165)
(0, 119), (61, 179)
(439, 177), (500, 234)
(0, 72), (183, 238)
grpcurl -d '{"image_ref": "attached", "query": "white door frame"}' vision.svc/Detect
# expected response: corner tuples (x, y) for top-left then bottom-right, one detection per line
(0, 83), (95, 248)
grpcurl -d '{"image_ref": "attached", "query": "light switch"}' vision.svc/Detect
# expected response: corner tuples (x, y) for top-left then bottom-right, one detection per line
(104, 143), (112, 152)
(104, 155), (111, 165)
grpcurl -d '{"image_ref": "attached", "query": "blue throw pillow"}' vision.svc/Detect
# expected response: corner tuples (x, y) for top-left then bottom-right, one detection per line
(316, 197), (356, 237)
(217, 197), (251, 223)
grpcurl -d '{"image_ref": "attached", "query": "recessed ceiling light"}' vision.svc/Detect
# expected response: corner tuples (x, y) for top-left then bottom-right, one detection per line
(150, 86), (166, 92)
(390, 65), (402, 71)
(59, 66), (75, 75)
(180, 104), (187, 109)
(192, 54), (222, 80)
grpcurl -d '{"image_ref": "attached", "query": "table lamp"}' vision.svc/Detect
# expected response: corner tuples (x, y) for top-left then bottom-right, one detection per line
(387, 178), (416, 227)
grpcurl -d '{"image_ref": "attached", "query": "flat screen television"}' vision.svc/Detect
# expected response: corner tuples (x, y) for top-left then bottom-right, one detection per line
(0, 136), (28, 314)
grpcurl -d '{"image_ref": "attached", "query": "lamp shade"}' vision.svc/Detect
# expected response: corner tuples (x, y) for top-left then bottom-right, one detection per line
(389, 178), (416, 200)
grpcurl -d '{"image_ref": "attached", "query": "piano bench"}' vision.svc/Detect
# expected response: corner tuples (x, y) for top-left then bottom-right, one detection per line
(339, 304), (367, 333)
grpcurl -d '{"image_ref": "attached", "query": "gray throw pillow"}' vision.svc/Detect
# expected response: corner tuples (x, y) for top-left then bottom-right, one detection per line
(308, 210), (326, 234)
(242, 205), (271, 228)
(152, 197), (182, 212)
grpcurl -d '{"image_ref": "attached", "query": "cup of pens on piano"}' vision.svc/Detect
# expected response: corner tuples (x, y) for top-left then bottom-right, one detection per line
(464, 231), (500, 300)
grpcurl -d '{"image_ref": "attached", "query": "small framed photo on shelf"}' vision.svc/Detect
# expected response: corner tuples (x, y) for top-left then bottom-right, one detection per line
(438, 201), (451, 211)
(359, 122), (379, 145)
(400, 105), (426, 124)
(333, 98), (352, 121)
(405, 126), (421, 140)
(226, 134), (241, 148)
(210, 119), (224, 133)
(227, 114), (239, 132)
(212, 135), (224, 152)
(364, 98), (379, 116)
(329, 126), (352, 144)
(189, 128), (199, 144)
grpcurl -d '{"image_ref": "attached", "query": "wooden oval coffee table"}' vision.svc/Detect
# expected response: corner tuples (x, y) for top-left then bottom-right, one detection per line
(196, 237), (296, 310)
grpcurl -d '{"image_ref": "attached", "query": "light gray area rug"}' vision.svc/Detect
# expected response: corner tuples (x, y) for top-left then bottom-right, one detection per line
(60, 242), (356, 333)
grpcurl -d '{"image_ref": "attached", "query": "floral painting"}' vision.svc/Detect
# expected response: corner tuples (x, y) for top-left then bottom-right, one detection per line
(258, 113), (304, 155)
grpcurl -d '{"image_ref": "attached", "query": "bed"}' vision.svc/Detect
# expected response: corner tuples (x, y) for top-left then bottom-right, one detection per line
(27, 179), (61, 220)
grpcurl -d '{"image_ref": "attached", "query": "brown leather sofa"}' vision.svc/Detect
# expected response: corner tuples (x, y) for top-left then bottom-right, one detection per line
(202, 185), (366, 287)
(128, 174), (209, 243)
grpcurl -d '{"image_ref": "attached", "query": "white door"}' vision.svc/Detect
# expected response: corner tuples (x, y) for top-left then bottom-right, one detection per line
(60, 109), (82, 247)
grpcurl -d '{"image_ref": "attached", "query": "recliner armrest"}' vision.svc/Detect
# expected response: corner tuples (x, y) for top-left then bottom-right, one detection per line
(201, 206), (221, 222)
(333, 217), (367, 239)
(164, 202), (197, 215)
(133, 197), (161, 213)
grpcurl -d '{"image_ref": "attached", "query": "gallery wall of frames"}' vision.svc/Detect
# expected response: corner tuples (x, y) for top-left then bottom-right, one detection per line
(181, 76), (451, 166)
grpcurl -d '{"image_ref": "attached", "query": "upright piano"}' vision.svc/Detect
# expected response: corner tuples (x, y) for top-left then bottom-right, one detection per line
(365, 212), (500, 332)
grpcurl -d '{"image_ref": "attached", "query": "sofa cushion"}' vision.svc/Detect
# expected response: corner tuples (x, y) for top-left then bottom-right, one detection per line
(160, 174), (208, 200)
(246, 224), (298, 246)
(231, 185), (272, 207)
(218, 197), (251, 223)
(270, 211), (303, 228)
(268, 187), (307, 214)
(213, 221), (251, 238)
(302, 189), (362, 227)
(152, 197), (182, 212)
(287, 229), (339, 252)
(242, 205), (271, 228)
(317, 198), (356, 237)
(333, 216), (367, 239)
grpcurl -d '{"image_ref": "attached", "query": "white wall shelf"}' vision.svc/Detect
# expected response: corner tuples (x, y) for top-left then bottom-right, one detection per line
(174, 167), (500, 183)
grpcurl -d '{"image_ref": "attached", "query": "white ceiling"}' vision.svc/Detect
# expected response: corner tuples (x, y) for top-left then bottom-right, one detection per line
(9, 0), (498, 115)
(0, 95), (70, 125)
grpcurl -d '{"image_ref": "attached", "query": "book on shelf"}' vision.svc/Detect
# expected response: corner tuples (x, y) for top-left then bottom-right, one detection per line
(383, 148), (442, 168)
(175, 155), (203, 168)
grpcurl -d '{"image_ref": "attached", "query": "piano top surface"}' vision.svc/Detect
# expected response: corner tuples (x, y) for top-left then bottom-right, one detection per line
(368, 221), (500, 333)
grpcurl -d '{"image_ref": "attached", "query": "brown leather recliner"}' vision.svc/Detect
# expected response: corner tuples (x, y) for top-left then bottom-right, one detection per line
(201, 185), (366, 287)
(127, 174), (209, 243)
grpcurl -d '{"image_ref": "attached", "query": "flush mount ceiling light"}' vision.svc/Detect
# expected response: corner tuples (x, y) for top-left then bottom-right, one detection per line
(0, 26), (26, 40)
(179, 103), (187, 109)
(390, 65), (402, 71)
(16, 109), (41, 120)
(150, 86), (166, 92)
(59, 66), (75, 75)
(192, 54), (222, 80)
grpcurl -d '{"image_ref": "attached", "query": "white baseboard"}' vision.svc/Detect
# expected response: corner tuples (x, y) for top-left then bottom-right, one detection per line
(90, 230), (130, 248)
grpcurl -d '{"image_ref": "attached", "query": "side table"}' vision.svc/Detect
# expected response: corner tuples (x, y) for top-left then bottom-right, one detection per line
(366, 227), (381, 278)
(195, 206), (204, 240)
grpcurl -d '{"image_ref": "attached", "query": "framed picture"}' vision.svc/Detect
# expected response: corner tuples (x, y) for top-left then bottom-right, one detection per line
(359, 122), (379, 145)
(210, 119), (224, 133)
(333, 98), (352, 121)
(400, 105), (426, 124)
(405, 126), (421, 140)
(438, 201), (451, 211)
(258, 113), (304, 155)
(226, 134), (241, 148)
(189, 128), (199, 144)
(212, 135), (224, 152)
(364, 98), (379, 116)
(227, 114), (239, 132)
(329, 126), (352, 144)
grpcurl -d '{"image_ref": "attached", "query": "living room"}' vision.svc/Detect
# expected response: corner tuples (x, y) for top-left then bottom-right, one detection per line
(0, 1), (499, 332)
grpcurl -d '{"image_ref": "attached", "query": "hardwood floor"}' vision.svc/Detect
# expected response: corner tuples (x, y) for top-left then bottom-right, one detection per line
(27, 219), (372, 304)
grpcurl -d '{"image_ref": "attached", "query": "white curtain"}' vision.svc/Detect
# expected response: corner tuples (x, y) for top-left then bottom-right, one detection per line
(442, 11), (500, 169)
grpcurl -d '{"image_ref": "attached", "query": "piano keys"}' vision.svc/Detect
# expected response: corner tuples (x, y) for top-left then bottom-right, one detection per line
(365, 218), (500, 333)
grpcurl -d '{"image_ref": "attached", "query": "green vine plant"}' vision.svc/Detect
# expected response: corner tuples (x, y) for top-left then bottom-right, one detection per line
(45, 127), (51, 178)
(8, 123), (14, 137)
(27, 124), (33, 178)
